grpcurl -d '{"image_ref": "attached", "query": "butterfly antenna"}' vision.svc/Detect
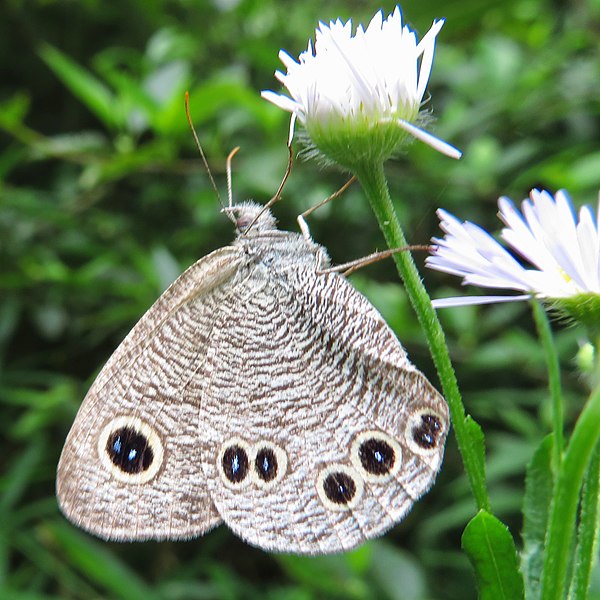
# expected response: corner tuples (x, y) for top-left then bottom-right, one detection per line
(226, 146), (240, 210)
(184, 92), (228, 216)
(267, 141), (293, 210)
(243, 142), (294, 234)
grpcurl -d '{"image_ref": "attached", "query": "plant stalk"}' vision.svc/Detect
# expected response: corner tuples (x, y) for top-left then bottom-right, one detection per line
(355, 161), (490, 512)
(531, 300), (564, 473)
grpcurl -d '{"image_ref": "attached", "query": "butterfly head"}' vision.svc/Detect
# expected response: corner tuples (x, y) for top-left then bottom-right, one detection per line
(226, 202), (278, 236)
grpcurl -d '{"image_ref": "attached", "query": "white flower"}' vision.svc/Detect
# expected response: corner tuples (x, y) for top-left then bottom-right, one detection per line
(261, 6), (461, 165)
(426, 189), (600, 308)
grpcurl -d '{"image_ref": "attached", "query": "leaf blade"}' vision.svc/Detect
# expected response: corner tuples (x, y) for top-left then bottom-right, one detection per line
(38, 44), (120, 129)
(521, 434), (554, 600)
(462, 510), (524, 600)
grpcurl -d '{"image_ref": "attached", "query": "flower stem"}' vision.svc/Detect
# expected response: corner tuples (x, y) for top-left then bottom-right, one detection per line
(355, 161), (490, 512)
(540, 383), (600, 600)
(531, 301), (563, 473)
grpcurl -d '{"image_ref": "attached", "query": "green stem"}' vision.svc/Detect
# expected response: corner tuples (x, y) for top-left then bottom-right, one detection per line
(540, 384), (600, 600)
(568, 440), (600, 599)
(531, 300), (564, 473)
(355, 161), (490, 512)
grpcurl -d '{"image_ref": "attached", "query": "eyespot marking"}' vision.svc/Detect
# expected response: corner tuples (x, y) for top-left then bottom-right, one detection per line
(106, 427), (154, 473)
(317, 465), (364, 511)
(324, 472), (355, 503)
(218, 438), (252, 488)
(405, 409), (447, 458)
(222, 445), (249, 483)
(351, 430), (402, 481)
(413, 414), (442, 448)
(252, 441), (287, 489)
(97, 416), (163, 484)
(255, 447), (277, 480)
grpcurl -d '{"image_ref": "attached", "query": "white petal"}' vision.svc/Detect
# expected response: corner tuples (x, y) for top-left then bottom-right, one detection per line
(416, 19), (444, 100)
(547, 190), (588, 289)
(499, 195), (559, 274)
(278, 50), (300, 70)
(432, 294), (532, 308)
(262, 7), (459, 159)
(577, 205), (600, 291)
(261, 90), (301, 115)
(429, 189), (600, 306)
(397, 119), (462, 159)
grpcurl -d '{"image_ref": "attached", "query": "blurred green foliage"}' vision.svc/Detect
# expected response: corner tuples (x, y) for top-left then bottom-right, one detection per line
(2, 0), (600, 598)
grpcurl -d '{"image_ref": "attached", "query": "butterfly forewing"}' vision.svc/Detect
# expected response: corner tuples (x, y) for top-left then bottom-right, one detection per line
(56, 247), (243, 540)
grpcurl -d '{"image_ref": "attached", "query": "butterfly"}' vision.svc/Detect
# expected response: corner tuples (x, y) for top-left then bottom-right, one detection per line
(57, 193), (448, 555)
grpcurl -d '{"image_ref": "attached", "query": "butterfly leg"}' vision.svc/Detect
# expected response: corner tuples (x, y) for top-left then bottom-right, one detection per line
(296, 175), (430, 276)
(297, 176), (357, 243)
(318, 245), (432, 276)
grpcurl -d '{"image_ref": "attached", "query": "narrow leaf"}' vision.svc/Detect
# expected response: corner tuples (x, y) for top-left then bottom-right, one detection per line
(463, 415), (489, 510)
(521, 434), (554, 600)
(462, 510), (524, 600)
(568, 441), (600, 599)
(0, 589), (63, 600)
(541, 385), (600, 599)
(48, 522), (158, 600)
(38, 44), (119, 129)
(369, 542), (426, 600)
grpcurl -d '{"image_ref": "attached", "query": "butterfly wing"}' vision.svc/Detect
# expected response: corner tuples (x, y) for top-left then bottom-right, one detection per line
(56, 246), (244, 541)
(194, 260), (449, 554)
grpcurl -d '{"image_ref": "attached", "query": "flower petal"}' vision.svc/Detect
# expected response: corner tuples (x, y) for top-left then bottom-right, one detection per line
(428, 189), (600, 305)
(432, 294), (532, 308)
(261, 7), (460, 160)
(397, 119), (462, 159)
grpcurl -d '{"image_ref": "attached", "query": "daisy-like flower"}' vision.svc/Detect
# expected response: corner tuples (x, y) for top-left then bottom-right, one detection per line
(426, 189), (600, 327)
(261, 6), (461, 170)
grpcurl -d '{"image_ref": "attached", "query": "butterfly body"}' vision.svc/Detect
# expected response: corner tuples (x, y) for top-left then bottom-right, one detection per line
(57, 202), (448, 554)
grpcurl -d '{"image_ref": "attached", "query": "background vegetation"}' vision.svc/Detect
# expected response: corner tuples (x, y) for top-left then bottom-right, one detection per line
(2, 0), (600, 598)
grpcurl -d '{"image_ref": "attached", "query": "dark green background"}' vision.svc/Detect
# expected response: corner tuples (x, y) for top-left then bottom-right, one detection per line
(2, 0), (600, 598)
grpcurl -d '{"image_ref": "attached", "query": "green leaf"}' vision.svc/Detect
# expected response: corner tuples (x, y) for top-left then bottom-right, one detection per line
(276, 550), (369, 598)
(0, 589), (63, 600)
(47, 522), (159, 600)
(540, 385), (600, 599)
(369, 542), (426, 600)
(463, 415), (489, 509)
(521, 434), (554, 600)
(569, 441), (600, 599)
(462, 510), (524, 600)
(38, 44), (120, 129)
(0, 93), (31, 129)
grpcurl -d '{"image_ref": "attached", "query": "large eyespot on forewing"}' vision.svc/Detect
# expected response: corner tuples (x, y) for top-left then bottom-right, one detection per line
(97, 416), (164, 484)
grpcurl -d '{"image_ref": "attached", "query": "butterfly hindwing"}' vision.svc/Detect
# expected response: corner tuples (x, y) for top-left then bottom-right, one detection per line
(195, 245), (448, 553)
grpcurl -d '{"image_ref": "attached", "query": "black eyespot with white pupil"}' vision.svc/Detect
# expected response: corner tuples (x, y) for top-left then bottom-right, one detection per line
(412, 414), (442, 449)
(106, 427), (154, 474)
(255, 447), (278, 482)
(358, 438), (395, 475)
(323, 471), (357, 505)
(222, 444), (249, 483)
